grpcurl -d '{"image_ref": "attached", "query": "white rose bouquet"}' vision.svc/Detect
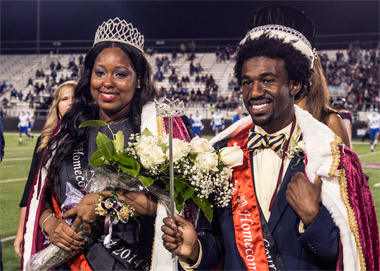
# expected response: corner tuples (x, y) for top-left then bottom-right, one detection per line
(81, 121), (244, 222)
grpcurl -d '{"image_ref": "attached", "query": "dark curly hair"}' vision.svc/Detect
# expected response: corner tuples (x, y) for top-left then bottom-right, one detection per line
(234, 33), (313, 99)
(45, 41), (157, 187)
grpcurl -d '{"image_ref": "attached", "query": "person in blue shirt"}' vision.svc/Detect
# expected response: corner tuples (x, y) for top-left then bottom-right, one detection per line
(232, 107), (242, 124)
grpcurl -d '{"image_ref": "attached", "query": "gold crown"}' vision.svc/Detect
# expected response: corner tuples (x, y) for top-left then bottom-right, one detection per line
(93, 17), (144, 52)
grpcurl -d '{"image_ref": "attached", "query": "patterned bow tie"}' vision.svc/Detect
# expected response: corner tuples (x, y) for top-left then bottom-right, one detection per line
(247, 131), (286, 154)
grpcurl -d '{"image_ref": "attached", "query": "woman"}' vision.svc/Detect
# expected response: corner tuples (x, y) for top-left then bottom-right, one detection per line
(22, 18), (190, 270)
(295, 53), (351, 147)
(15, 80), (76, 256)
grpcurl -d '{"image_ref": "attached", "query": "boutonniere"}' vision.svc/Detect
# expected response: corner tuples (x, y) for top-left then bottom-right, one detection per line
(284, 137), (305, 170)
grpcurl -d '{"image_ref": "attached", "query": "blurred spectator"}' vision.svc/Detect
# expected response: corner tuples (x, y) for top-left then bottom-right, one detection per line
(51, 70), (57, 84)
(68, 54), (76, 69)
(0, 109), (4, 162)
(366, 108), (380, 152)
(78, 55), (84, 65)
(0, 81), (6, 95)
(56, 61), (62, 71)
(17, 90), (23, 101)
(10, 87), (18, 99)
(171, 50), (177, 62)
(232, 107), (242, 124)
(211, 109), (224, 135)
(49, 61), (55, 71)
(18, 111), (30, 144)
(180, 43), (187, 55)
(192, 111), (203, 136)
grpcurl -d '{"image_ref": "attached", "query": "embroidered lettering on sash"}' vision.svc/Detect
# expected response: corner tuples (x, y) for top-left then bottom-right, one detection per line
(73, 146), (86, 188)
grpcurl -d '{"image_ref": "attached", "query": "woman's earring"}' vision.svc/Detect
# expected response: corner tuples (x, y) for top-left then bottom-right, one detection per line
(137, 79), (141, 89)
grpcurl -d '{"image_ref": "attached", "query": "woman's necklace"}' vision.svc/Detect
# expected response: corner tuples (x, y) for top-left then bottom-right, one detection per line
(105, 116), (129, 125)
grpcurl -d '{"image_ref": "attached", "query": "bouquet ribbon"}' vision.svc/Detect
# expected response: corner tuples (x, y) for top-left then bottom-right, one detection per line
(101, 197), (126, 248)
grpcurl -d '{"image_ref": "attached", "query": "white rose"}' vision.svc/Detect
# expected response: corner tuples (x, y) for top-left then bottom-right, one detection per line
(219, 146), (244, 168)
(135, 135), (166, 169)
(297, 141), (305, 151)
(194, 152), (219, 172)
(139, 145), (166, 169)
(135, 135), (156, 151)
(189, 136), (213, 154)
(166, 138), (190, 162)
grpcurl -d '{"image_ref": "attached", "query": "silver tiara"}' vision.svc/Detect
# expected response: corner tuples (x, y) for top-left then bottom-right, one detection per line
(240, 24), (314, 68)
(93, 17), (144, 52)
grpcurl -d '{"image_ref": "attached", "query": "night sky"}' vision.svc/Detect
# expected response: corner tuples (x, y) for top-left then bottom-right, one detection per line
(1, 1), (379, 49)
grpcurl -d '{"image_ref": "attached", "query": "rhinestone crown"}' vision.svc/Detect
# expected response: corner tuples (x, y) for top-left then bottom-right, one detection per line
(93, 17), (144, 52)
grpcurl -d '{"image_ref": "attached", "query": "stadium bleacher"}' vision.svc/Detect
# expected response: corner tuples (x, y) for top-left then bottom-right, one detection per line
(0, 42), (379, 124)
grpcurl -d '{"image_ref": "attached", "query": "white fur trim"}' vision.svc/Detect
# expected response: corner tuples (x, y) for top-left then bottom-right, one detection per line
(141, 101), (158, 136)
(294, 105), (360, 270)
(22, 163), (49, 270)
(209, 115), (253, 146)
(142, 102), (176, 270)
(241, 25), (314, 68)
(151, 202), (177, 271)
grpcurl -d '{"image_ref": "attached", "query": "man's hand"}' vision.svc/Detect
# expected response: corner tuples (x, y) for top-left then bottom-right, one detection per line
(161, 214), (200, 262)
(286, 172), (322, 227)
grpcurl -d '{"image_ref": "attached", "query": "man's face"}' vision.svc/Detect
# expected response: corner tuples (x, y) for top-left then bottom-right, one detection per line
(241, 56), (300, 134)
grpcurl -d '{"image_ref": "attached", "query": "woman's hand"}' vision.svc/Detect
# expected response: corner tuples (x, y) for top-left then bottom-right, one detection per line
(62, 193), (100, 236)
(40, 202), (84, 252)
(123, 192), (157, 216)
(46, 216), (85, 252)
(14, 207), (26, 256)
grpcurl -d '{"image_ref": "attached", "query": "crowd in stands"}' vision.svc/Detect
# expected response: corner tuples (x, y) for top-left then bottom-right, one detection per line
(320, 41), (379, 112)
(1, 41), (378, 116)
(1, 54), (84, 113)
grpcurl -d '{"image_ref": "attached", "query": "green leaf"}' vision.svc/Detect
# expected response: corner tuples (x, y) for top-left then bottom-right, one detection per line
(160, 143), (169, 154)
(188, 153), (198, 163)
(114, 130), (124, 153)
(137, 175), (154, 187)
(113, 153), (141, 177)
(181, 187), (194, 200)
(174, 180), (185, 193)
(192, 196), (213, 223)
(96, 132), (115, 160)
(175, 194), (185, 213)
(113, 153), (134, 166)
(119, 164), (139, 178)
(79, 120), (107, 128)
(89, 150), (105, 167)
(141, 128), (153, 137)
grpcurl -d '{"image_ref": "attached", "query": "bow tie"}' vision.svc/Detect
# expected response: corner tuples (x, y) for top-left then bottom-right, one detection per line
(247, 131), (286, 154)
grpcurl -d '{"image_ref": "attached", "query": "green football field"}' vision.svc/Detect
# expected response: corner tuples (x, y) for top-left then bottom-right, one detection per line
(0, 132), (379, 270)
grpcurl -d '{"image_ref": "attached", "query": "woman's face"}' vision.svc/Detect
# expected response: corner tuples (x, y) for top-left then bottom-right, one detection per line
(90, 47), (138, 122)
(58, 88), (74, 117)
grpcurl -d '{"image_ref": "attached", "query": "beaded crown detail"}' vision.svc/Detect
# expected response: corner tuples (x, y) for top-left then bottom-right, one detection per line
(240, 24), (314, 68)
(93, 17), (144, 52)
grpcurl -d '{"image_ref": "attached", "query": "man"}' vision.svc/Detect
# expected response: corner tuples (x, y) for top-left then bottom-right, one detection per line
(18, 111), (30, 144)
(0, 110), (4, 162)
(211, 109), (224, 135)
(366, 108), (380, 152)
(192, 111), (203, 136)
(26, 111), (35, 139)
(161, 6), (379, 271)
(232, 107), (242, 124)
